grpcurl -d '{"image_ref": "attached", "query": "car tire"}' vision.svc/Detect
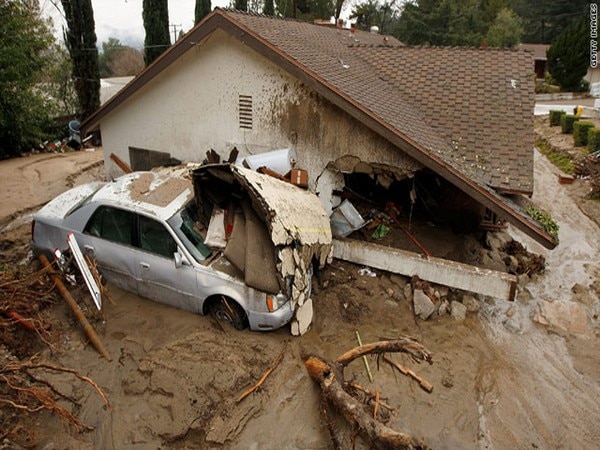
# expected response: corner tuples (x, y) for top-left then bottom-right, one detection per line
(210, 297), (248, 330)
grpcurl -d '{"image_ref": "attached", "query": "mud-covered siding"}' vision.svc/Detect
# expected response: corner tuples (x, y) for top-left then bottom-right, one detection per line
(272, 83), (422, 190)
(99, 28), (421, 183)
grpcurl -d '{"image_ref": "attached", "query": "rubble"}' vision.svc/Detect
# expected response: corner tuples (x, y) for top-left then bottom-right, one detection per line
(192, 164), (332, 335)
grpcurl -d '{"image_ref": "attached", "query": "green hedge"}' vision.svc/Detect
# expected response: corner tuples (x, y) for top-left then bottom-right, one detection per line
(549, 110), (566, 126)
(588, 128), (600, 153)
(573, 121), (595, 146)
(560, 114), (579, 134)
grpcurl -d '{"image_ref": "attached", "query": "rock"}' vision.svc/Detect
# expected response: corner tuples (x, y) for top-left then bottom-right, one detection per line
(482, 250), (507, 272)
(571, 283), (596, 306)
(404, 284), (413, 303)
(437, 286), (449, 298)
(384, 299), (399, 308)
(462, 294), (480, 312)
(533, 301), (593, 338)
(413, 289), (435, 320)
(392, 290), (404, 301)
(450, 301), (467, 321)
(517, 273), (530, 286)
(485, 231), (512, 251)
(503, 317), (521, 333)
(505, 305), (516, 317)
(503, 255), (519, 273)
(386, 288), (394, 297)
(438, 299), (450, 315)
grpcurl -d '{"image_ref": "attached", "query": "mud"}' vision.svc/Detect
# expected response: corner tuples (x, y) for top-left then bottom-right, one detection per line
(1, 148), (599, 449)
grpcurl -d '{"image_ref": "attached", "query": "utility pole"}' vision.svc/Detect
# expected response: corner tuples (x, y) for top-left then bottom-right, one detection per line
(170, 23), (182, 43)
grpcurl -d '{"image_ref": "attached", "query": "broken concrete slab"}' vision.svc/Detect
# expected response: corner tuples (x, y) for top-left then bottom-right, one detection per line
(332, 239), (517, 301)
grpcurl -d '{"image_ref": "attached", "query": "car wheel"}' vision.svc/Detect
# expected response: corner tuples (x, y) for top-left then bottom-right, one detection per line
(210, 297), (248, 330)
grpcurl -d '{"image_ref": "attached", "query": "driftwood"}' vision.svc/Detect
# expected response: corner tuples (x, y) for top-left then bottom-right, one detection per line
(305, 337), (432, 449)
(0, 359), (111, 432)
(237, 347), (286, 402)
(39, 255), (111, 361)
(383, 355), (433, 393)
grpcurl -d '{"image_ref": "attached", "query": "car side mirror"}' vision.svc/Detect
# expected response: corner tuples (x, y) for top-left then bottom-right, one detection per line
(174, 251), (183, 268)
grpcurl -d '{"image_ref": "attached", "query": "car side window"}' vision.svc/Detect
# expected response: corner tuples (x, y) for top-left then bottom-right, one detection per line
(85, 206), (134, 246)
(138, 215), (177, 259)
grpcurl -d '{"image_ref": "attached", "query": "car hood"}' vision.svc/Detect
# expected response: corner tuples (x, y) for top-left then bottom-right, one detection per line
(35, 181), (105, 220)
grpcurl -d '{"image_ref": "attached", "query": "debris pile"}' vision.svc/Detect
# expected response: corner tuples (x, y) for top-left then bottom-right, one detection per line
(0, 262), (110, 442)
(305, 337), (432, 449)
(407, 275), (482, 322)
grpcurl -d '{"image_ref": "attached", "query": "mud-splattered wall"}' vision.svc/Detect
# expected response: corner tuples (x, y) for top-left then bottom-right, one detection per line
(98, 28), (422, 197)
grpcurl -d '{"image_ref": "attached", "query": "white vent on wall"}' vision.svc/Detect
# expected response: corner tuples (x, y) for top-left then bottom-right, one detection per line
(239, 94), (253, 129)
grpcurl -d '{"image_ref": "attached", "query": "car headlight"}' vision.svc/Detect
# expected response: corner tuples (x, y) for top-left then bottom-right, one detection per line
(266, 294), (287, 312)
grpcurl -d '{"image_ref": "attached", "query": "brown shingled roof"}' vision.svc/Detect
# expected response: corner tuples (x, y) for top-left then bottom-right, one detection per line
(81, 9), (555, 248)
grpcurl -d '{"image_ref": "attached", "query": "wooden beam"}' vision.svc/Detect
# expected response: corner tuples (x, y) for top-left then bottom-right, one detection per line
(333, 239), (517, 301)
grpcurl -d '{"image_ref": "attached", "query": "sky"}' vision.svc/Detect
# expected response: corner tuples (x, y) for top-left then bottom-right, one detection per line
(42, 0), (229, 50)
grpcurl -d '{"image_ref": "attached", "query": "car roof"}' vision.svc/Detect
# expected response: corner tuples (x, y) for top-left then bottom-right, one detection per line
(93, 171), (194, 221)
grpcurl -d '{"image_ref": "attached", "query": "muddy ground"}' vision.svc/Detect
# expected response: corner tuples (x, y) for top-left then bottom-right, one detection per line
(0, 139), (599, 449)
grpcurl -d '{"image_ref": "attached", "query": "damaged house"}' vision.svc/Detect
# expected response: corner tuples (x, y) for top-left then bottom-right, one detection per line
(81, 9), (556, 316)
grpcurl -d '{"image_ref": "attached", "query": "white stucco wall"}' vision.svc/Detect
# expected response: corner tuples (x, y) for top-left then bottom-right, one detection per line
(100, 28), (422, 187)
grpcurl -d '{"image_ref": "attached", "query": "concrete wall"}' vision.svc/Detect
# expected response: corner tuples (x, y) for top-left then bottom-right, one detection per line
(100, 29), (422, 193)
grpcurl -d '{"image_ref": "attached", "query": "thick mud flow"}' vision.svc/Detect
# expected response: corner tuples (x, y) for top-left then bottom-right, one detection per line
(2, 150), (599, 449)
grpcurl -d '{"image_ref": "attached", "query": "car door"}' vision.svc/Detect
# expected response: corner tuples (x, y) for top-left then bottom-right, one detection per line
(80, 205), (138, 293)
(134, 214), (200, 313)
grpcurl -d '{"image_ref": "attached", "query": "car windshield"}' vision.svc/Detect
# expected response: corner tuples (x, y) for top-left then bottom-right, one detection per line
(168, 201), (212, 262)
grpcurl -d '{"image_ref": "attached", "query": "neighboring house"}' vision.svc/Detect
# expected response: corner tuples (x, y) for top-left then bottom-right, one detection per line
(82, 9), (555, 249)
(518, 43), (548, 80)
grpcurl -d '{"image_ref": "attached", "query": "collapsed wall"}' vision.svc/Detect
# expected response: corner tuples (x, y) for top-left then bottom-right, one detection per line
(192, 164), (332, 335)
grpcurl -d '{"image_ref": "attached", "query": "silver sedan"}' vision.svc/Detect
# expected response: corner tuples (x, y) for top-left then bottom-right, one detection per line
(31, 171), (293, 331)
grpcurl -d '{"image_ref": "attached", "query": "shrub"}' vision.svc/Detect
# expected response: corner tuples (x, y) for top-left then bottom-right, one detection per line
(588, 128), (600, 153)
(549, 110), (566, 126)
(560, 114), (578, 134)
(536, 81), (560, 94)
(525, 205), (559, 241)
(573, 121), (595, 146)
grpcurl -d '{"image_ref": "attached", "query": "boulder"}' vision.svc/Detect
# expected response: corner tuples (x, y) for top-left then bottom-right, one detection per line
(413, 289), (435, 320)
(450, 301), (467, 321)
(462, 294), (480, 312)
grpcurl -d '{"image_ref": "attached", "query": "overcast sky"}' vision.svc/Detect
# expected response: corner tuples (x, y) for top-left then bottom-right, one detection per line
(43, 0), (229, 49)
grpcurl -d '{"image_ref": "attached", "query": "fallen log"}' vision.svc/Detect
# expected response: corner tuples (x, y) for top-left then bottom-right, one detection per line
(39, 255), (111, 361)
(305, 337), (432, 449)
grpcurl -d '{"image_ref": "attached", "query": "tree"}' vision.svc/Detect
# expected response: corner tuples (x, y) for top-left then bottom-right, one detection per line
(263, 0), (274, 16)
(514, 0), (588, 44)
(108, 47), (145, 76)
(396, 0), (514, 47)
(234, 0), (247, 11)
(350, 0), (399, 34)
(485, 8), (522, 48)
(61, 0), (101, 120)
(99, 38), (144, 77)
(143, 0), (170, 66)
(195, 0), (211, 24)
(547, 19), (589, 91)
(0, 0), (54, 157)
